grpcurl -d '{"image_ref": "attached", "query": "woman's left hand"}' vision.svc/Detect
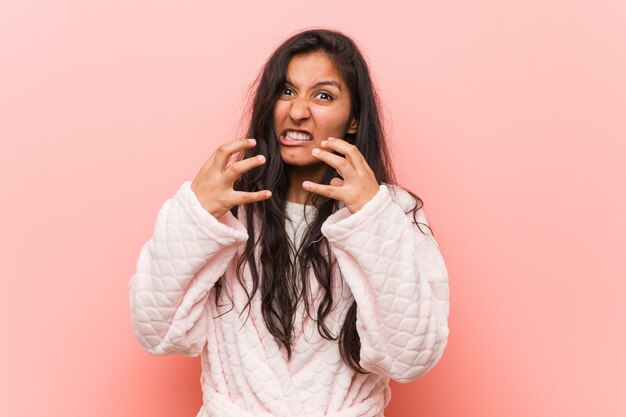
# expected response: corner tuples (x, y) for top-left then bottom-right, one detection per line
(303, 136), (380, 214)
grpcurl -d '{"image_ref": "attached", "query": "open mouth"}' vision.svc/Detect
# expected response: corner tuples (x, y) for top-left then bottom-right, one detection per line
(282, 130), (313, 141)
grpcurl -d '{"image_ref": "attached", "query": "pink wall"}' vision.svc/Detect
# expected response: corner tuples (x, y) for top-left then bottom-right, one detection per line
(1, 1), (624, 416)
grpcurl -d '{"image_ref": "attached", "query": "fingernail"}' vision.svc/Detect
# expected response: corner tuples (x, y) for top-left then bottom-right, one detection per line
(321, 140), (327, 147)
(257, 155), (266, 162)
(248, 138), (256, 144)
(265, 191), (272, 198)
(312, 148), (320, 155)
(302, 181), (310, 189)
(327, 137), (335, 141)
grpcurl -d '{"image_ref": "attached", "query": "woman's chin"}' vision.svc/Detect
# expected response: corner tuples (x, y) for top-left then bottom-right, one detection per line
(279, 150), (315, 166)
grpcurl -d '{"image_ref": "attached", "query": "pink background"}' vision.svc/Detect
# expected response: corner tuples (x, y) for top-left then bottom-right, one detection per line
(1, 1), (624, 416)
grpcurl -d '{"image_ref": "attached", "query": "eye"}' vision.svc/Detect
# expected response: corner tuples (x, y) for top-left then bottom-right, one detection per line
(282, 87), (294, 96)
(316, 91), (334, 101)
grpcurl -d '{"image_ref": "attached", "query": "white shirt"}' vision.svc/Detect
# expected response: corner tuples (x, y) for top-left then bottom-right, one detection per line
(284, 200), (318, 260)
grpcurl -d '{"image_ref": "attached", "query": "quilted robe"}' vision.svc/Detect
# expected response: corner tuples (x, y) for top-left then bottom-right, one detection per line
(129, 180), (450, 417)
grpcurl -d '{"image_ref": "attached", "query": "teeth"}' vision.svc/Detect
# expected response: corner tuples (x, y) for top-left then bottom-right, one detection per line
(286, 130), (312, 141)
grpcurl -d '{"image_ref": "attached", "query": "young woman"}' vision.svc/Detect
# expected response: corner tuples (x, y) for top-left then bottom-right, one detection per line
(129, 28), (450, 417)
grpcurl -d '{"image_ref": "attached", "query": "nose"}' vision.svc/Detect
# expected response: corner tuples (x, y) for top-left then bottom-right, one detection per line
(288, 96), (311, 121)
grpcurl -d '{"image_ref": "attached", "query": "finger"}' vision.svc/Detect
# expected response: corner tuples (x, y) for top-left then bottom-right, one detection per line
(212, 138), (257, 172)
(302, 181), (341, 200)
(311, 147), (355, 177)
(223, 154), (266, 183)
(329, 177), (344, 187)
(231, 189), (272, 205)
(320, 137), (367, 172)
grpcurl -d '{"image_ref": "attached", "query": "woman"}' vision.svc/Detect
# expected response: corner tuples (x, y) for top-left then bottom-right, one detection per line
(129, 28), (450, 417)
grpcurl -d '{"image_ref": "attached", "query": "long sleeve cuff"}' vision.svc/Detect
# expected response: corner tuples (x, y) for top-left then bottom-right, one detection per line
(321, 184), (392, 243)
(178, 180), (248, 245)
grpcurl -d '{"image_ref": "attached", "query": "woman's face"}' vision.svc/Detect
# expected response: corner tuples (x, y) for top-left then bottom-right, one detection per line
(272, 52), (358, 172)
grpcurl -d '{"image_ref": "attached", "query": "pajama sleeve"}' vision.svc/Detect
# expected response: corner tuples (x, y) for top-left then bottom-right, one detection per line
(129, 181), (248, 357)
(320, 184), (450, 383)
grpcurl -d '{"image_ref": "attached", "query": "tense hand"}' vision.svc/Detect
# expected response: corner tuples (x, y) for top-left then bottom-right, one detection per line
(303, 137), (380, 214)
(191, 138), (271, 218)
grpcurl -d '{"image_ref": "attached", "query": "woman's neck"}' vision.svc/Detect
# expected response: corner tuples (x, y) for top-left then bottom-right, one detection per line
(285, 163), (325, 205)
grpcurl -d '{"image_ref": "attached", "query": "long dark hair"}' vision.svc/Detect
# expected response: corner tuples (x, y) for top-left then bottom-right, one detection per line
(213, 28), (433, 374)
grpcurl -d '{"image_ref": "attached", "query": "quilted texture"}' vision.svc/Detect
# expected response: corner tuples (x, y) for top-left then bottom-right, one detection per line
(129, 180), (450, 417)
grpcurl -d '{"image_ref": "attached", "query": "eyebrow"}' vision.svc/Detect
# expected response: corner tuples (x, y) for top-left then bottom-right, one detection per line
(284, 78), (342, 92)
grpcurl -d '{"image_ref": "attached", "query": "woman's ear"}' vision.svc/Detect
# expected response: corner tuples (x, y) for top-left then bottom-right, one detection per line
(347, 116), (358, 134)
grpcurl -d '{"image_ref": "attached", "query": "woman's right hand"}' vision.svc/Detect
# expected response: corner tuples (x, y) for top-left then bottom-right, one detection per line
(191, 138), (271, 219)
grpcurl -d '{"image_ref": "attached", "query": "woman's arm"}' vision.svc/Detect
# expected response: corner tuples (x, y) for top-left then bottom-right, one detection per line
(129, 181), (248, 357)
(321, 184), (450, 383)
